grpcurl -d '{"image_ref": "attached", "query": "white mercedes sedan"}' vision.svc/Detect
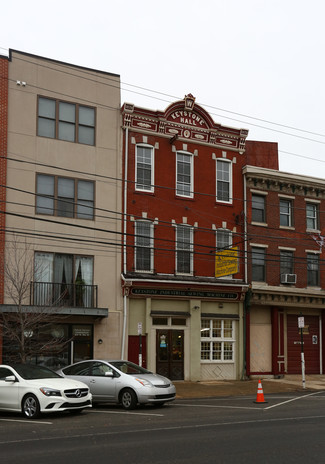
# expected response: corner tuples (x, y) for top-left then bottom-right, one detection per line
(0, 364), (92, 419)
(58, 360), (176, 410)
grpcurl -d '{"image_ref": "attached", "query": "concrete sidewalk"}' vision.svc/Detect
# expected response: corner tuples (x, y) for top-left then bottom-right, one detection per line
(174, 375), (325, 399)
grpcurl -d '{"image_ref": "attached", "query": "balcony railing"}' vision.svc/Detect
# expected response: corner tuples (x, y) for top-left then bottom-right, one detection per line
(30, 282), (98, 308)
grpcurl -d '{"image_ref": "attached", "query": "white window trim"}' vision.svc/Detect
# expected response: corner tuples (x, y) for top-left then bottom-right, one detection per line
(175, 224), (194, 276)
(176, 150), (194, 198)
(134, 220), (154, 273)
(306, 202), (319, 232)
(279, 198), (294, 228)
(216, 158), (232, 204)
(135, 144), (154, 193)
(200, 319), (236, 363)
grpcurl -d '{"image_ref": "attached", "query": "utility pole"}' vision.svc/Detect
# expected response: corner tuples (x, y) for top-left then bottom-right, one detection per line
(298, 313), (306, 389)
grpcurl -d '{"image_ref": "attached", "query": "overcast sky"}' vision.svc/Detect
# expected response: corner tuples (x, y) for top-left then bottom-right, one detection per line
(1, 0), (325, 179)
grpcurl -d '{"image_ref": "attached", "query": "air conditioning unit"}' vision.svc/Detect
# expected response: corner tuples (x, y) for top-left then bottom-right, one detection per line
(281, 273), (297, 284)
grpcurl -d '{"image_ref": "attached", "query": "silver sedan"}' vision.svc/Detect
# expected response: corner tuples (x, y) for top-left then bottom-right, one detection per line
(57, 360), (176, 410)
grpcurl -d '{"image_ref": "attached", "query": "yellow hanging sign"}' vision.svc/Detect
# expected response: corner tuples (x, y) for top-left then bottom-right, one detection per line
(215, 246), (239, 278)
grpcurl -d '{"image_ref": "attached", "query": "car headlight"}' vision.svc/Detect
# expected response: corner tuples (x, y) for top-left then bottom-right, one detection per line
(40, 387), (62, 397)
(135, 378), (153, 387)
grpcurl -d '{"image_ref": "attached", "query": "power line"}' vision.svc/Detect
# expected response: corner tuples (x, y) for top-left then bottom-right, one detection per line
(3, 52), (325, 159)
(7, 52), (325, 142)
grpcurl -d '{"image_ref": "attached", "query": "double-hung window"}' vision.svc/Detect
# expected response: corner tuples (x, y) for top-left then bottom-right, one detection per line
(306, 203), (319, 230)
(280, 250), (294, 275)
(36, 174), (94, 219)
(252, 194), (266, 223)
(216, 229), (232, 251)
(136, 145), (154, 192)
(176, 225), (193, 274)
(280, 198), (293, 227)
(216, 159), (231, 203)
(201, 319), (235, 362)
(135, 221), (153, 272)
(37, 97), (95, 145)
(251, 246), (266, 282)
(176, 152), (193, 197)
(307, 253), (320, 286)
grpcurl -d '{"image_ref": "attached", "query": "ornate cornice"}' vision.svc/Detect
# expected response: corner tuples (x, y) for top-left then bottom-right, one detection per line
(250, 284), (325, 308)
(122, 95), (248, 153)
(245, 169), (325, 200)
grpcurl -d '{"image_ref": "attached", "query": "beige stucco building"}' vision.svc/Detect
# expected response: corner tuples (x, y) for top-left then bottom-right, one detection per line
(1, 49), (122, 367)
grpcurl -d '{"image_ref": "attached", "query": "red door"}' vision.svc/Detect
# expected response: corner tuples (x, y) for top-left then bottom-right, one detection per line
(128, 335), (147, 368)
(287, 315), (320, 374)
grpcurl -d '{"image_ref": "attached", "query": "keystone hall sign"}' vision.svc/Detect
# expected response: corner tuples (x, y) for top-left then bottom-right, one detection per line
(169, 110), (208, 127)
(122, 93), (248, 152)
(167, 93), (209, 128)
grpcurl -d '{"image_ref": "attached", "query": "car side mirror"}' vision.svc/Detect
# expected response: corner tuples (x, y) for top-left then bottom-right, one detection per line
(105, 371), (114, 377)
(5, 375), (17, 383)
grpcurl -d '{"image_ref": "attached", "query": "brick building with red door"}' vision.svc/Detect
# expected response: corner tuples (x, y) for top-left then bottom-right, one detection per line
(244, 162), (325, 377)
(121, 94), (253, 381)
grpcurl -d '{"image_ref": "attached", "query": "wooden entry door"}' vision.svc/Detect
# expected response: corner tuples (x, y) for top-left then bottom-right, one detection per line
(287, 315), (320, 374)
(156, 330), (184, 380)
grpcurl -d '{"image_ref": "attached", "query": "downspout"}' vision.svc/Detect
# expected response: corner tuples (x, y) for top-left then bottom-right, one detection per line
(242, 172), (248, 379)
(121, 127), (128, 360)
(244, 173), (248, 283)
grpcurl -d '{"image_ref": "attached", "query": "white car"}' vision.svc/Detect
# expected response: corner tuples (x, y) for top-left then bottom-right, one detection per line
(0, 364), (92, 419)
(58, 360), (176, 410)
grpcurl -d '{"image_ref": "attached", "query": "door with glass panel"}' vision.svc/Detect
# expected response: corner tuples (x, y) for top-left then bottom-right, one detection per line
(156, 330), (184, 380)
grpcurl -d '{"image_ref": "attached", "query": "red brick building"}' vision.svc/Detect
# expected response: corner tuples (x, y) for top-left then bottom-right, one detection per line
(244, 162), (325, 376)
(121, 94), (252, 381)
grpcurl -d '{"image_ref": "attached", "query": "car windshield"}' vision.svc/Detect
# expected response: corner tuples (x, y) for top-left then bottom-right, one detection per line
(109, 361), (152, 375)
(11, 364), (62, 380)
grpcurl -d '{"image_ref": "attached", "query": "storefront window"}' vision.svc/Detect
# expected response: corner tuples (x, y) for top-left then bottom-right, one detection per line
(200, 318), (235, 362)
(2, 323), (93, 368)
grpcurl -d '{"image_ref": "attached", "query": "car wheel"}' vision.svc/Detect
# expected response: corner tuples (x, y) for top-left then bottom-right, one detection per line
(120, 388), (137, 410)
(22, 394), (41, 419)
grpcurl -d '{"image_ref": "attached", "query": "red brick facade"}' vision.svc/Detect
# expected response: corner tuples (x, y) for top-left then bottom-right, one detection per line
(122, 97), (249, 282)
(121, 95), (251, 381)
(245, 165), (325, 376)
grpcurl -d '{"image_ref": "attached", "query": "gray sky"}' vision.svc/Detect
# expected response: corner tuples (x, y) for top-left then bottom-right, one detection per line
(2, 0), (325, 179)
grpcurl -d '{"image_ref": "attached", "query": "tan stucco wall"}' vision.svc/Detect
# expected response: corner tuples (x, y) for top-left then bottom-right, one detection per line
(127, 296), (244, 381)
(6, 51), (122, 358)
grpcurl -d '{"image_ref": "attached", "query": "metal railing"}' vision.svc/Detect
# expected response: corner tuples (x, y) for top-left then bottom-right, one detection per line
(30, 282), (98, 308)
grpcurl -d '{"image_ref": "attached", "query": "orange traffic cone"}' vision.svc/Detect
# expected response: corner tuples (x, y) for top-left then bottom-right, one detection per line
(254, 379), (267, 403)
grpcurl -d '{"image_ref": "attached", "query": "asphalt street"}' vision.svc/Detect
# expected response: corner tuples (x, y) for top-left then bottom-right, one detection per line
(1, 391), (325, 464)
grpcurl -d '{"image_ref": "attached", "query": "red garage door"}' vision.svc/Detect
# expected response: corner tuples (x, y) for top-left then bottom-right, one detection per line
(287, 315), (320, 374)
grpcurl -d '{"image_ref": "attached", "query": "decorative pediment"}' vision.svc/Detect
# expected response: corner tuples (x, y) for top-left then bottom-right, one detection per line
(122, 94), (248, 152)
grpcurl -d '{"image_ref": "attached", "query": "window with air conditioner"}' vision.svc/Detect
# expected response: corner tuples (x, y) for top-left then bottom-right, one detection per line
(280, 250), (296, 283)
